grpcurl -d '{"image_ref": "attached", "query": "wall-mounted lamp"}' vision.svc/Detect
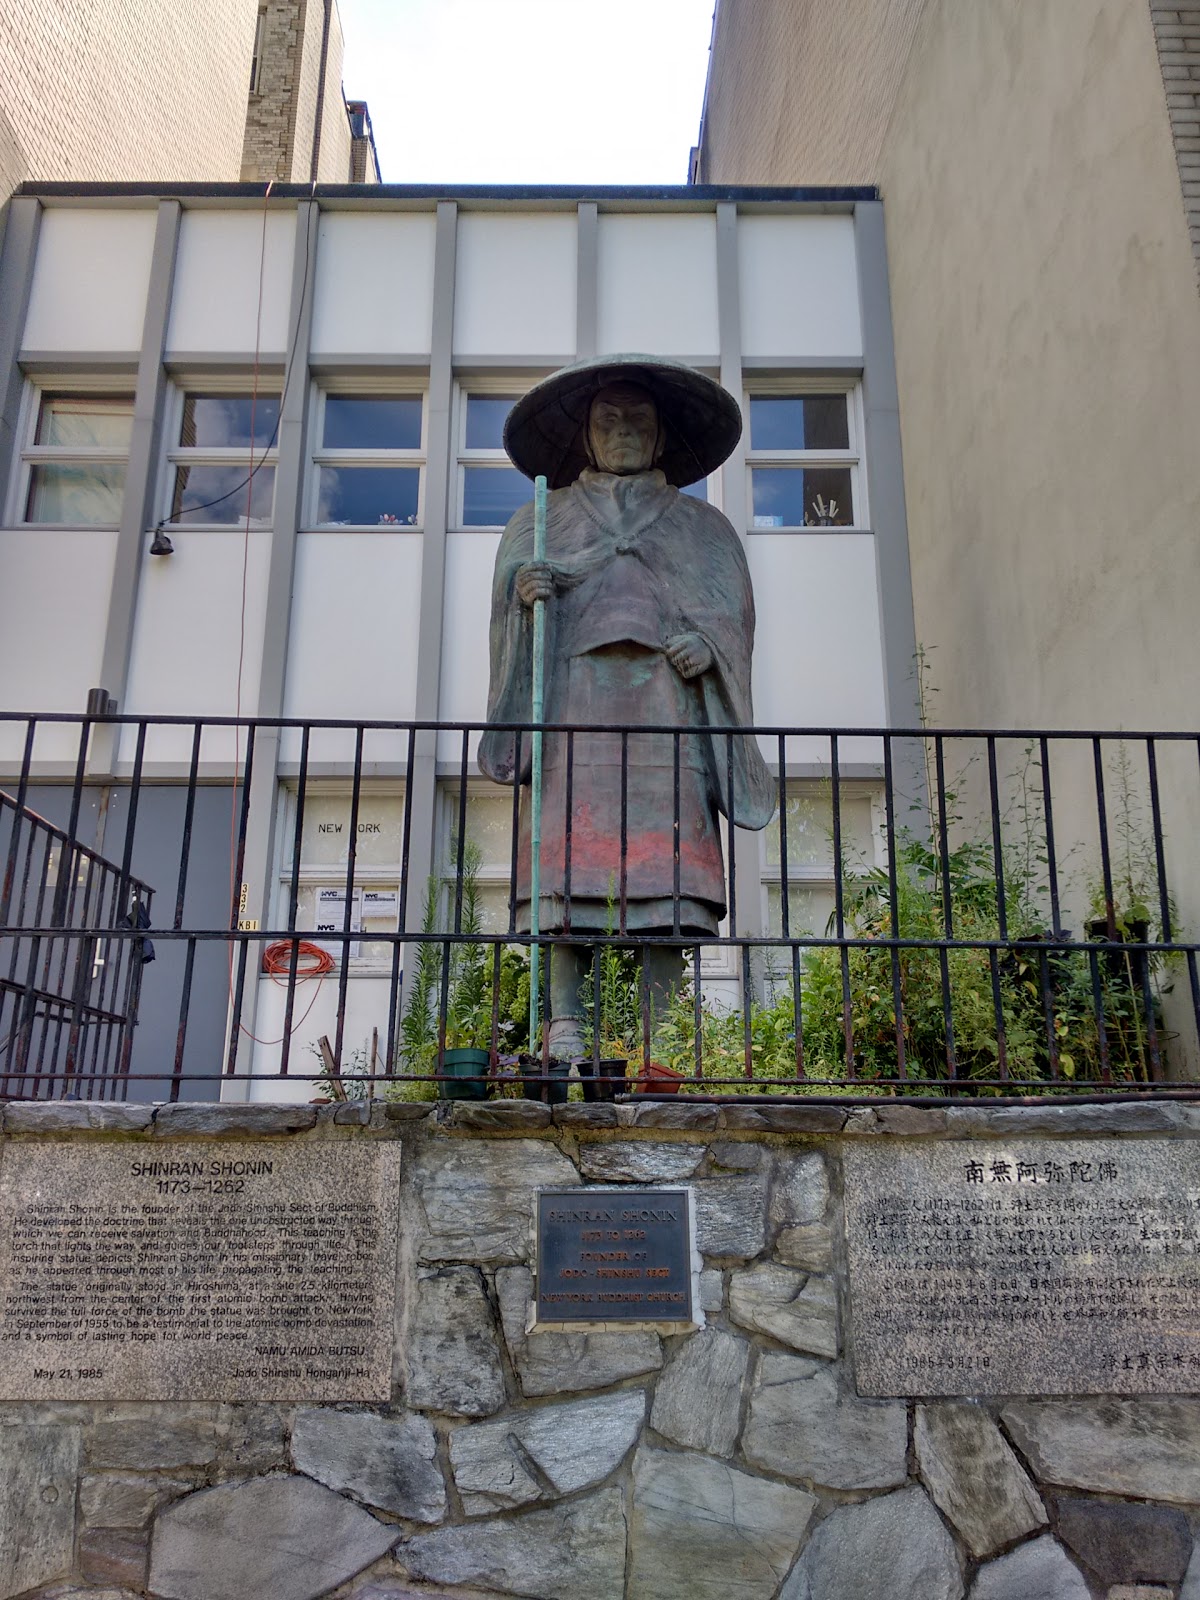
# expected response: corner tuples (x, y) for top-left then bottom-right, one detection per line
(149, 528), (174, 556)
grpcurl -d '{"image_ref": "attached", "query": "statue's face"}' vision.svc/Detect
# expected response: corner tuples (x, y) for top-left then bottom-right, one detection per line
(586, 384), (663, 475)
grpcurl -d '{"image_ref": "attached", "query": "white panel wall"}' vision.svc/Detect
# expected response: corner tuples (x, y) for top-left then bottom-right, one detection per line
(438, 531), (500, 761)
(23, 209), (158, 351)
(285, 534), (423, 723)
(597, 214), (719, 356)
(248, 975), (394, 1090)
(748, 535), (886, 763)
(0, 530), (115, 763)
(453, 213), (576, 357)
(167, 211), (295, 354)
(311, 212), (437, 355)
(123, 531), (270, 766)
(739, 214), (862, 358)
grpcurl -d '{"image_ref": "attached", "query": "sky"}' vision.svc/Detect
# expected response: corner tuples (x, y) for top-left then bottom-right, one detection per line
(337, 0), (717, 186)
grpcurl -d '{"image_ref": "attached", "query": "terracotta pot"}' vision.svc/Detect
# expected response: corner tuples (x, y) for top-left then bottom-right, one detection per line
(630, 1060), (686, 1095)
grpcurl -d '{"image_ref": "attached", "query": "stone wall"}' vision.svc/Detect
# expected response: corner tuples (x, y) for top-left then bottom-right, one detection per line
(3, 1097), (1200, 1600)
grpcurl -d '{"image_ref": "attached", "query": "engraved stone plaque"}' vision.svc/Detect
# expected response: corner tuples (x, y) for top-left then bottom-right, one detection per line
(845, 1138), (1200, 1396)
(535, 1187), (694, 1324)
(0, 1140), (401, 1401)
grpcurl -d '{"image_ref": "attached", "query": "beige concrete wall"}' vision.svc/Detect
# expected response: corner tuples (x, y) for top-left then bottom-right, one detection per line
(698, 0), (928, 185)
(314, 2), (352, 184)
(0, 0), (256, 203)
(881, 0), (1200, 734)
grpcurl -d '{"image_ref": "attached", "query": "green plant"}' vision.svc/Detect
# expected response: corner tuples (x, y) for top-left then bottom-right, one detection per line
(397, 840), (494, 1080)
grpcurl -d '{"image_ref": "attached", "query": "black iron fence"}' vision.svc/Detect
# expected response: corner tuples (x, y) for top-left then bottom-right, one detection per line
(1, 712), (1199, 1103)
(1, 785), (154, 1099)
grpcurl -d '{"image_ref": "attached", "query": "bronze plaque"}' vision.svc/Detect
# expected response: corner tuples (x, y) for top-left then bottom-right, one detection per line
(0, 1140), (401, 1401)
(845, 1138), (1200, 1396)
(536, 1188), (694, 1323)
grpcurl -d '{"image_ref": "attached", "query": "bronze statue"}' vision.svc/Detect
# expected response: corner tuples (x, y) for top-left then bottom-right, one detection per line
(479, 355), (774, 1059)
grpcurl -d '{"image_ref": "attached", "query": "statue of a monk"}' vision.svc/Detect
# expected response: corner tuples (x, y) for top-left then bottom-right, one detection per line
(478, 355), (775, 1060)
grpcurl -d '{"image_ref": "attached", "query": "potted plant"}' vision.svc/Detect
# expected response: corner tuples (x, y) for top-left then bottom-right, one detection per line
(399, 841), (493, 1100)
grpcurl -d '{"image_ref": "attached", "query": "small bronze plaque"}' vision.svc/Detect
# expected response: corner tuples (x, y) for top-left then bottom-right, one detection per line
(535, 1187), (694, 1324)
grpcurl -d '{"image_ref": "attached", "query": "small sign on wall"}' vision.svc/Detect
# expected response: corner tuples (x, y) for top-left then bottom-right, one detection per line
(533, 1187), (699, 1330)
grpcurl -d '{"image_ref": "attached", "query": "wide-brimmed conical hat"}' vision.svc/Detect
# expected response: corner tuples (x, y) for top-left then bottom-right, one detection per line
(503, 354), (742, 489)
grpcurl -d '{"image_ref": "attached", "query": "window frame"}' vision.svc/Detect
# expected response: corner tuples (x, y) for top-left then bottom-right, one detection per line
(759, 777), (887, 942)
(305, 379), (426, 533)
(160, 378), (282, 531)
(743, 377), (868, 533)
(11, 377), (136, 530)
(453, 377), (538, 532)
(273, 780), (408, 975)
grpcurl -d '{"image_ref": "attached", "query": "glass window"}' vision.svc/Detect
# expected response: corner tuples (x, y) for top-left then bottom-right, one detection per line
(464, 395), (514, 451)
(762, 783), (882, 939)
(279, 788), (407, 968)
(21, 393), (133, 526)
(751, 467), (853, 528)
(744, 388), (861, 531)
(167, 388), (280, 527)
(462, 466), (530, 528)
(749, 395), (849, 452)
(310, 390), (424, 530)
(458, 390), (533, 529)
(680, 477), (709, 503)
(179, 394), (279, 449)
(322, 396), (421, 451)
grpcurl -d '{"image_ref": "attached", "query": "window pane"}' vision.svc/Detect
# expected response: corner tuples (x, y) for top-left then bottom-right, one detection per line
(462, 466), (531, 527)
(680, 477), (709, 502)
(322, 395), (422, 451)
(766, 884), (837, 939)
(465, 395), (519, 450)
(764, 793), (876, 868)
(299, 793), (407, 866)
(179, 393), (280, 449)
(171, 463), (275, 524)
(749, 395), (849, 452)
(751, 467), (853, 528)
(36, 395), (133, 449)
(25, 463), (126, 524)
(316, 465), (419, 525)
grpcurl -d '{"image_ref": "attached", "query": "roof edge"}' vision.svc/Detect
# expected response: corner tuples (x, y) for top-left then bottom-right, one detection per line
(13, 180), (880, 204)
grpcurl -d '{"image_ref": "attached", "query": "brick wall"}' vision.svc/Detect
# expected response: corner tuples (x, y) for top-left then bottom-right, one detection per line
(697, 0), (929, 184)
(241, 0), (352, 184)
(0, 0), (257, 204)
(1150, 1), (1200, 277)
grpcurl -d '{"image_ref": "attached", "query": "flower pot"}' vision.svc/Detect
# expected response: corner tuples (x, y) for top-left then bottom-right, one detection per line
(578, 1057), (628, 1103)
(630, 1060), (686, 1095)
(519, 1055), (572, 1104)
(440, 1047), (490, 1100)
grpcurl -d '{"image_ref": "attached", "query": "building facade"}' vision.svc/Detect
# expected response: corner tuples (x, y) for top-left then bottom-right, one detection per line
(0, 182), (912, 1094)
(693, 0), (1200, 738)
(0, 0), (378, 212)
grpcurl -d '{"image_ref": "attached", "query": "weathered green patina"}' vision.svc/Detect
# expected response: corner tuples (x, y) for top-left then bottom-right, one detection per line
(479, 356), (773, 1055)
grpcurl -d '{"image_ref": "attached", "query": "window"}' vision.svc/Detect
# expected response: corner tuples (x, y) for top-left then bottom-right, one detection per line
(762, 782), (883, 939)
(309, 390), (423, 528)
(440, 787), (517, 932)
(276, 787), (407, 970)
(456, 390), (531, 529)
(166, 390), (280, 526)
(249, 7), (266, 93)
(746, 388), (863, 530)
(19, 391), (134, 526)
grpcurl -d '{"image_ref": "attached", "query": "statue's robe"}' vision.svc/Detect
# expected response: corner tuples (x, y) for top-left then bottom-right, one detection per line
(478, 468), (775, 934)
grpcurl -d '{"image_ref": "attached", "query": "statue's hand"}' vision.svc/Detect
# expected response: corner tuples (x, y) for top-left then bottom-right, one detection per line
(515, 562), (557, 607)
(665, 632), (714, 679)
